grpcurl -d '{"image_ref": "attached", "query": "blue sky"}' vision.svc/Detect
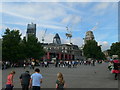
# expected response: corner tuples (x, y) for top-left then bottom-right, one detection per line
(0, 1), (118, 51)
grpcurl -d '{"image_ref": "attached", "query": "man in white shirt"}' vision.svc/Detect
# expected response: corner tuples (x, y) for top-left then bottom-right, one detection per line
(29, 68), (43, 90)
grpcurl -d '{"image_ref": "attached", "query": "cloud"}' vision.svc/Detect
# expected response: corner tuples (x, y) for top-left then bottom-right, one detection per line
(1, 2), (84, 20)
(61, 37), (83, 47)
(72, 37), (83, 47)
(57, 3), (85, 15)
(2, 3), (67, 21)
(0, 25), (7, 31)
(95, 32), (109, 41)
(0, 26), (4, 30)
(91, 2), (111, 15)
(98, 41), (110, 51)
(94, 3), (110, 11)
(3, 22), (26, 26)
(2, 10), (35, 20)
(73, 16), (81, 24)
(1, 1), (118, 47)
(2, 2), (70, 31)
(61, 15), (72, 24)
(2, 0), (119, 2)
(39, 24), (65, 31)
(0, 3), (2, 12)
(61, 14), (81, 25)
(2, 0), (60, 2)
(63, 0), (117, 2)
(1, 2), (83, 32)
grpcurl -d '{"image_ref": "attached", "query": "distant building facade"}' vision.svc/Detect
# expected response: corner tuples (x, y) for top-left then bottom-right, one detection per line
(26, 23), (83, 61)
(42, 33), (83, 61)
(42, 43), (82, 61)
(84, 31), (95, 44)
(53, 33), (61, 44)
(26, 22), (36, 39)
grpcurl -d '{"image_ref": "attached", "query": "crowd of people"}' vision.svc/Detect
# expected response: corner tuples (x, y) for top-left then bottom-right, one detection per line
(3, 59), (120, 90)
(2, 61), (25, 70)
(54, 60), (98, 68)
(5, 68), (66, 90)
(2, 61), (11, 70)
(2, 60), (99, 70)
(3, 59), (101, 90)
(26, 59), (99, 69)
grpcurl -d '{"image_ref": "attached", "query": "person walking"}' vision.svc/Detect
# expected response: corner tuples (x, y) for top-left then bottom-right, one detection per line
(29, 68), (43, 90)
(5, 71), (15, 90)
(31, 62), (35, 69)
(112, 59), (120, 80)
(23, 63), (26, 69)
(19, 71), (30, 90)
(56, 72), (66, 89)
(44, 61), (47, 67)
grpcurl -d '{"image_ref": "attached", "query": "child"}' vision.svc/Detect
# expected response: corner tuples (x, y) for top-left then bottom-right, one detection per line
(56, 72), (66, 89)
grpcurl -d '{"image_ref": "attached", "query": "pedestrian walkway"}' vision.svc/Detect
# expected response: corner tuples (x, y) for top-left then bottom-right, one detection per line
(2, 63), (118, 88)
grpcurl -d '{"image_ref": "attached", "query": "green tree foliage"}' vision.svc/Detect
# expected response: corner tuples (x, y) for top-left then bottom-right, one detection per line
(24, 35), (45, 60)
(109, 42), (120, 58)
(2, 28), (45, 63)
(83, 40), (105, 60)
(2, 28), (21, 62)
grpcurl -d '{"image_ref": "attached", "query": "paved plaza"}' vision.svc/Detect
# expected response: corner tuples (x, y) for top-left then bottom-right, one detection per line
(1, 62), (119, 88)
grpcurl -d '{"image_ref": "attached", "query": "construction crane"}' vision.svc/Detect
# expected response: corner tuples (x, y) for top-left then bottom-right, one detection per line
(65, 26), (72, 44)
(42, 29), (47, 43)
(90, 22), (99, 31)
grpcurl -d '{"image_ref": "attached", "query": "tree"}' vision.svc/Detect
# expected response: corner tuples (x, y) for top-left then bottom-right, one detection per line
(83, 40), (105, 60)
(2, 28), (45, 63)
(23, 35), (45, 60)
(109, 42), (120, 58)
(2, 28), (21, 62)
(17, 37), (27, 60)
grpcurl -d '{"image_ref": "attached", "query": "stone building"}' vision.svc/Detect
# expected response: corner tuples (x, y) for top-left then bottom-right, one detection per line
(42, 33), (83, 61)
(84, 31), (95, 44)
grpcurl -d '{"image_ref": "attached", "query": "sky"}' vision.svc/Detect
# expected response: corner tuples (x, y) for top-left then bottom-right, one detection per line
(0, 0), (119, 51)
